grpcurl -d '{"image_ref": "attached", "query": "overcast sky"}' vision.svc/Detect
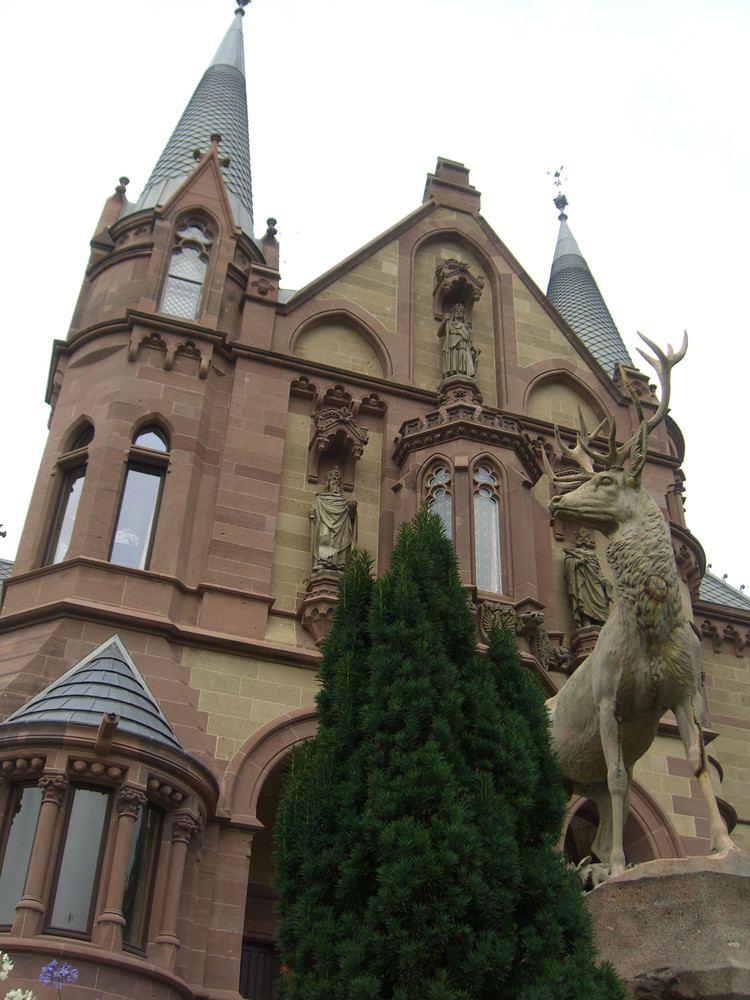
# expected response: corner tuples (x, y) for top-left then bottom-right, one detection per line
(1, 0), (747, 592)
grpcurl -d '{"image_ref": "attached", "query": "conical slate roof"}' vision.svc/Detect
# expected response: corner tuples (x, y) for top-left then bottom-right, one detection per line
(547, 215), (633, 374)
(131, 8), (254, 235)
(0, 636), (182, 751)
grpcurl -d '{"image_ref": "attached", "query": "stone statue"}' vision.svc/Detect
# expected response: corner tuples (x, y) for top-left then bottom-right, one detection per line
(310, 467), (357, 574)
(437, 303), (479, 379)
(544, 334), (733, 880)
(563, 527), (612, 628)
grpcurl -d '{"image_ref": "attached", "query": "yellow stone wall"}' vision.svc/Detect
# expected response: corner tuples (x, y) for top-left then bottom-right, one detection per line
(293, 322), (384, 377)
(184, 646), (320, 761)
(317, 242), (399, 332)
(413, 234), (495, 404)
(513, 279), (582, 368)
(526, 379), (602, 431)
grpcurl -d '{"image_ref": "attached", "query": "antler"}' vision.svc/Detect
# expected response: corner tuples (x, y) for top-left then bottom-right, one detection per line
(609, 331), (688, 467)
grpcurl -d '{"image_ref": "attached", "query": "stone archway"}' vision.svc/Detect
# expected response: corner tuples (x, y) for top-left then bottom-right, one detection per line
(562, 782), (685, 867)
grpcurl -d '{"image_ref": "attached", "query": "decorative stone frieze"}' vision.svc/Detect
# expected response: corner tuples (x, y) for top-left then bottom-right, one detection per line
(393, 405), (541, 482)
(0, 755), (44, 777)
(700, 618), (749, 657)
(127, 329), (212, 378)
(670, 524), (705, 602)
(147, 776), (188, 808)
(69, 758), (126, 781)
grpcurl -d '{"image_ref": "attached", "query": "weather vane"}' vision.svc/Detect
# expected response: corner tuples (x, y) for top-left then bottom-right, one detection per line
(547, 165), (568, 220)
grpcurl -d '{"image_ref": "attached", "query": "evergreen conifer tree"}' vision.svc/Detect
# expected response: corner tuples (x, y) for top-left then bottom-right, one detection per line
(275, 510), (624, 999)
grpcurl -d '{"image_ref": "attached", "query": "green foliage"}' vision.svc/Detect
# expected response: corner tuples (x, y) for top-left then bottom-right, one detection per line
(275, 510), (624, 999)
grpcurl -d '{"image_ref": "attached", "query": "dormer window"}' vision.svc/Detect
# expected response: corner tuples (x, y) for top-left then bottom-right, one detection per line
(160, 221), (213, 321)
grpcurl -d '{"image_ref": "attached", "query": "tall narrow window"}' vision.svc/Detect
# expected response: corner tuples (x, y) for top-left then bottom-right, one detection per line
(46, 426), (94, 564)
(426, 465), (453, 539)
(122, 802), (161, 950)
(47, 786), (112, 936)
(0, 784), (43, 926)
(110, 427), (169, 570)
(160, 221), (213, 321)
(473, 464), (502, 593)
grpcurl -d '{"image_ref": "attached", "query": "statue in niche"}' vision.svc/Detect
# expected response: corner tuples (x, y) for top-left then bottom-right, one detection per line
(310, 467), (358, 574)
(437, 303), (479, 379)
(563, 527), (612, 628)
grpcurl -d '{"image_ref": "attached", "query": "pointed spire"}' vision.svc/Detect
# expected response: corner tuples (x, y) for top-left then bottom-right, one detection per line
(546, 193), (633, 374)
(132, 7), (254, 235)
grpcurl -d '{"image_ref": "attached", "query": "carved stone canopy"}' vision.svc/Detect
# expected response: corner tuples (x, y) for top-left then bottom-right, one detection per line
(433, 258), (484, 320)
(308, 406), (369, 493)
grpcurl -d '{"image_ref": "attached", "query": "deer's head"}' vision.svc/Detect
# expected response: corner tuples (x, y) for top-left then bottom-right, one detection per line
(545, 333), (686, 537)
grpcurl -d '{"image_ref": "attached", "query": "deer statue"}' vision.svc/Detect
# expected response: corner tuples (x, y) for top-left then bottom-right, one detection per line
(544, 332), (733, 881)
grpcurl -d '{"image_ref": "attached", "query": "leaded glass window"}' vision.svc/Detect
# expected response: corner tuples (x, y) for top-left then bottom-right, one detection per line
(160, 221), (213, 321)
(426, 465), (453, 539)
(473, 464), (502, 593)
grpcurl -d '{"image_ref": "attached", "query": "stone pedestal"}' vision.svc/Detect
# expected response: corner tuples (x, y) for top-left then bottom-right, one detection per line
(567, 624), (601, 673)
(299, 573), (341, 644)
(585, 848), (750, 999)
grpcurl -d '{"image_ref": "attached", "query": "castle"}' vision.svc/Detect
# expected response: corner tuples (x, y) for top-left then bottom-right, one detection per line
(0, 9), (748, 1000)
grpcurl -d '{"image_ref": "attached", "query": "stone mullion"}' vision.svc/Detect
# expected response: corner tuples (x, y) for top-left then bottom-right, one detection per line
(151, 811), (198, 970)
(12, 773), (68, 937)
(93, 786), (147, 950)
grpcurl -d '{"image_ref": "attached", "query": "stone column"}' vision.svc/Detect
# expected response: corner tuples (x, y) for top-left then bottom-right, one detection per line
(151, 812), (198, 970)
(93, 786), (146, 950)
(12, 773), (68, 937)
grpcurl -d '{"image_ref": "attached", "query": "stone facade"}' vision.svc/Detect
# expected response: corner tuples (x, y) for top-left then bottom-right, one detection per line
(0, 39), (747, 1000)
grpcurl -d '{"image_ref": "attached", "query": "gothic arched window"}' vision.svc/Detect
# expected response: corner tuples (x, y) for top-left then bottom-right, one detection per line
(425, 465), (453, 539)
(160, 220), (213, 321)
(109, 426), (169, 570)
(473, 463), (502, 593)
(45, 424), (94, 565)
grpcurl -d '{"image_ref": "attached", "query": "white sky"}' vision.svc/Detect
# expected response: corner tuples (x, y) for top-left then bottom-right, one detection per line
(1, 0), (747, 591)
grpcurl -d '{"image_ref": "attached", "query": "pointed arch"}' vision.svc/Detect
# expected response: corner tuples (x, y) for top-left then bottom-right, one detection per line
(290, 309), (391, 378)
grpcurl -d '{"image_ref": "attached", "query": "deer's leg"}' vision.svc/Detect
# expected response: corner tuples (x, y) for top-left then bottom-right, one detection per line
(589, 782), (612, 866)
(599, 702), (628, 876)
(673, 700), (733, 853)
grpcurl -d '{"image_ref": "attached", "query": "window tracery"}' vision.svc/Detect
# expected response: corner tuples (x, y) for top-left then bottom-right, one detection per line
(425, 465), (453, 540)
(160, 220), (213, 321)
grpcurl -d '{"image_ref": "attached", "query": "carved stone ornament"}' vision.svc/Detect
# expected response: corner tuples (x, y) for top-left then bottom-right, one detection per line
(128, 330), (211, 379)
(479, 601), (516, 641)
(516, 610), (570, 672)
(307, 404), (369, 492)
(147, 776), (188, 808)
(117, 787), (147, 817)
(38, 774), (68, 804)
(171, 813), (199, 844)
(433, 258), (484, 319)
(0, 756), (44, 778)
(299, 573), (341, 645)
(70, 759), (125, 781)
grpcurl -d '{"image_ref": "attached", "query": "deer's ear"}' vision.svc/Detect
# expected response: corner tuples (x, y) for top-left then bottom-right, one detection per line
(626, 422), (647, 484)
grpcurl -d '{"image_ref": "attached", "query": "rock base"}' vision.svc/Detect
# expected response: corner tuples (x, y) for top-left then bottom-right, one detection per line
(585, 848), (750, 999)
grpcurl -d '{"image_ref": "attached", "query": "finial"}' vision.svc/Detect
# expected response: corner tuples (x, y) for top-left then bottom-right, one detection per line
(115, 176), (129, 195)
(210, 132), (222, 145)
(548, 164), (568, 220)
(266, 217), (278, 237)
(235, 0), (251, 13)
